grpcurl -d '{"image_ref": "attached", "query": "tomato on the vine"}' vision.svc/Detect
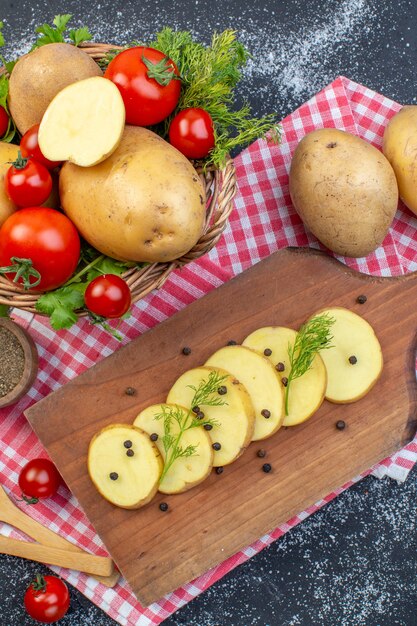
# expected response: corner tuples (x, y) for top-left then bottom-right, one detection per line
(0, 207), (80, 291)
(20, 124), (62, 170)
(5, 153), (52, 206)
(105, 46), (181, 126)
(18, 458), (61, 502)
(85, 274), (131, 318)
(0, 106), (9, 137)
(24, 574), (70, 623)
(169, 108), (215, 159)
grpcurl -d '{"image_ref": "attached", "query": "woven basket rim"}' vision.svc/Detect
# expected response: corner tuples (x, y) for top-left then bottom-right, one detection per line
(0, 42), (237, 315)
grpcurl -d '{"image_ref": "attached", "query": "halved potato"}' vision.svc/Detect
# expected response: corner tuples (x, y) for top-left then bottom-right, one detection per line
(87, 424), (162, 509)
(205, 346), (285, 441)
(38, 76), (125, 167)
(167, 366), (255, 467)
(242, 326), (327, 426)
(312, 307), (383, 403)
(134, 404), (213, 494)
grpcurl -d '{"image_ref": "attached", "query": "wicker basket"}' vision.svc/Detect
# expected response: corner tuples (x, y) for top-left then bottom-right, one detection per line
(0, 42), (237, 315)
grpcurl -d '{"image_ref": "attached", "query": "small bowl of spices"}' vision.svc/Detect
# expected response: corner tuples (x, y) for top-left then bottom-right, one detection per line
(0, 318), (38, 408)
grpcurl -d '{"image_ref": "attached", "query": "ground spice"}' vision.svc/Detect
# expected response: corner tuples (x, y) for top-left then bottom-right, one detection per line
(0, 327), (25, 398)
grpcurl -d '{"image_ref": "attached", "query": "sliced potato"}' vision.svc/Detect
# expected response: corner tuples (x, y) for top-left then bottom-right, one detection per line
(134, 404), (213, 494)
(243, 326), (327, 426)
(205, 346), (284, 441)
(167, 366), (255, 467)
(88, 424), (162, 509)
(39, 76), (125, 167)
(312, 307), (383, 403)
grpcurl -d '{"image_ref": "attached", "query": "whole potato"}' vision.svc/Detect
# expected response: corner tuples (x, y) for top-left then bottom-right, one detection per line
(289, 129), (398, 257)
(0, 142), (19, 226)
(383, 106), (417, 216)
(59, 126), (207, 263)
(8, 43), (102, 135)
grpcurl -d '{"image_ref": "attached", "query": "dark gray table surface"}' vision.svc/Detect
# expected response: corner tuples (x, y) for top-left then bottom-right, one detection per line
(1, 1), (417, 624)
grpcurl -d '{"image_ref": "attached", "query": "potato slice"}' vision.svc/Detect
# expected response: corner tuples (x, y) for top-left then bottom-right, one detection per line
(38, 76), (125, 167)
(313, 307), (383, 403)
(243, 326), (327, 426)
(205, 346), (284, 441)
(134, 404), (213, 494)
(88, 424), (162, 509)
(167, 366), (255, 467)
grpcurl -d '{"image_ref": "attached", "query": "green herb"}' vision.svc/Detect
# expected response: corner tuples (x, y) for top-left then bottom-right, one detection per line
(36, 284), (85, 330)
(0, 304), (9, 317)
(285, 314), (335, 415)
(0, 22), (16, 142)
(32, 14), (92, 50)
(155, 370), (227, 481)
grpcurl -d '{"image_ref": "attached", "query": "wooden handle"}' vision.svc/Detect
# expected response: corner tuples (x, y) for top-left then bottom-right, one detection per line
(0, 536), (114, 576)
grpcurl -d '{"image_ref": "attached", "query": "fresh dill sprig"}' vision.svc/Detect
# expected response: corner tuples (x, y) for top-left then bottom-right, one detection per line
(285, 314), (335, 416)
(155, 370), (227, 481)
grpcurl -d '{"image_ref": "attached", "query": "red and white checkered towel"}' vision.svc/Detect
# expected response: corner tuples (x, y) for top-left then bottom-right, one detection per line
(1, 76), (416, 626)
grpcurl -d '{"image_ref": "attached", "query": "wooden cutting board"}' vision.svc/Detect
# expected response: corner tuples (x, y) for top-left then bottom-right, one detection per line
(25, 248), (417, 605)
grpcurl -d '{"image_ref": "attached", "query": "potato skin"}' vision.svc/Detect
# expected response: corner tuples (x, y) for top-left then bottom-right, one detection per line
(383, 106), (417, 216)
(289, 128), (398, 258)
(60, 126), (207, 263)
(0, 142), (19, 226)
(8, 43), (102, 135)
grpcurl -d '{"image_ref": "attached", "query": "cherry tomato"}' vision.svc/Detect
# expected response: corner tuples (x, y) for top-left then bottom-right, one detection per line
(20, 124), (62, 170)
(169, 108), (215, 159)
(18, 458), (61, 501)
(24, 574), (70, 623)
(0, 207), (80, 291)
(0, 106), (9, 137)
(85, 274), (131, 318)
(105, 46), (181, 126)
(5, 153), (52, 206)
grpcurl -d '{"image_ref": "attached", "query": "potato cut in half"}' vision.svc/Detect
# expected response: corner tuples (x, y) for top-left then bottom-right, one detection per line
(167, 366), (255, 467)
(312, 307), (383, 403)
(134, 404), (213, 494)
(38, 76), (125, 167)
(205, 346), (284, 441)
(88, 424), (162, 509)
(243, 326), (327, 426)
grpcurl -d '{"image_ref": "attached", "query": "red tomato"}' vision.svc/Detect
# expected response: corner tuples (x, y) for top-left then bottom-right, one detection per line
(105, 46), (181, 126)
(169, 108), (215, 159)
(85, 274), (131, 318)
(20, 124), (62, 170)
(5, 154), (52, 206)
(0, 106), (9, 137)
(24, 574), (70, 623)
(0, 207), (80, 291)
(18, 458), (61, 500)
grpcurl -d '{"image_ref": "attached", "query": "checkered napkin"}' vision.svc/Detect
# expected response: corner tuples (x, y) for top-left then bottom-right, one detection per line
(1, 76), (417, 626)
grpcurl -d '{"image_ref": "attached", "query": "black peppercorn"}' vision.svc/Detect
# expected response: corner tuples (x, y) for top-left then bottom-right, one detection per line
(123, 440), (132, 448)
(159, 502), (169, 512)
(276, 362), (285, 372)
(264, 348), (272, 356)
(261, 409), (271, 418)
(348, 355), (357, 365)
(281, 377), (288, 387)
(262, 463), (272, 473)
(212, 442), (221, 451)
(150, 433), (158, 442)
(227, 340), (237, 345)
(126, 449), (134, 457)
(217, 385), (227, 395)
(192, 405), (200, 414)
(336, 420), (346, 430)
(357, 294), (367, 304)
(182, 346), (192, 355)
(204, 423), (213, 431)
(109, 472), (118, 481)
(257, 449), (266, 458)
(125, 387), (136, 396)
(197, 411), (205, 420)
(215, 466), (224, 475)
